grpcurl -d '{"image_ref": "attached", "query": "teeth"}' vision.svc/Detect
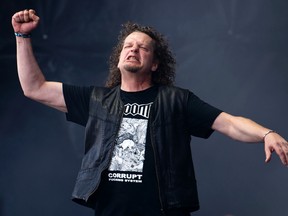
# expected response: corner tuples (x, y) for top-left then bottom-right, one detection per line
(128, 56), (137, 60)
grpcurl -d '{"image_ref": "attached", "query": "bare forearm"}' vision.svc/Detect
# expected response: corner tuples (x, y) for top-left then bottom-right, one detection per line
(16, 38), (66, 111)
(16, 37), (46, 98)
(12, 10), (67, 112)
(213, 112), (269, 143)
(226, 116), (269, 142)
(213, 112), (288, 166)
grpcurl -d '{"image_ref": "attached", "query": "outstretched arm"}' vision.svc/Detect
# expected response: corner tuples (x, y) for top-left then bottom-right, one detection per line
(12, 9), (67, 112)
(212, 112), (288, 166)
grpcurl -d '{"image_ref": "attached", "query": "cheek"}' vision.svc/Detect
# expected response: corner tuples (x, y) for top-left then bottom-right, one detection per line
(117, 52), (125, 67)
(120, 50), (128, 60)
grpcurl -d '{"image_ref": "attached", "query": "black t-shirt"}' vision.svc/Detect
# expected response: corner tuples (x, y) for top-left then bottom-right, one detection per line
(95, 86), (162, 216)
(63, 84), (222, 216)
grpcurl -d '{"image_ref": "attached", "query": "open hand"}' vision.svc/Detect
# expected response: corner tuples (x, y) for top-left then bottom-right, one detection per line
(264, 132), (288, 166)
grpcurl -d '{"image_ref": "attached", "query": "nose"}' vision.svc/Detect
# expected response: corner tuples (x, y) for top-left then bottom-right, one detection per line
(130, 44), (139, 53)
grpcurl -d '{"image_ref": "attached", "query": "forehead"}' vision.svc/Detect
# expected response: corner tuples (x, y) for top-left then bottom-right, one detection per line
(124, 31), (154, 45)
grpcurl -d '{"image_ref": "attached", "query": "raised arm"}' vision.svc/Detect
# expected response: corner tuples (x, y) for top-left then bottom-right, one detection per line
(212, 112), (288, 166)
(12, 9), (67, 112)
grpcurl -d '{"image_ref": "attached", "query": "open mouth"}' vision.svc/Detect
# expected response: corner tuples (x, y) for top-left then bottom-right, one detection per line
(126, 56), (139, 62)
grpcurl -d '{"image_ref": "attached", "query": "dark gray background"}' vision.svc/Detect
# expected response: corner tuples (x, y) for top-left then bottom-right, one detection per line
(1, 1), (287, 215)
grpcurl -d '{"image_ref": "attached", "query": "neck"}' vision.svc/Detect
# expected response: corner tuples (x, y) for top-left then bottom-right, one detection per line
(121, 81), (153, 92)
(120, 70), (153, 91)
(120, 77), (153, 92)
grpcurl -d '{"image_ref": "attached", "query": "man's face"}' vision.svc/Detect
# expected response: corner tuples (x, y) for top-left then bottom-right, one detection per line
(117, 31), (158, 75)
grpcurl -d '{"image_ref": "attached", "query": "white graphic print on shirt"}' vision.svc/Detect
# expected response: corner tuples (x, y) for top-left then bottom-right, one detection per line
(108, 102), (152, 183)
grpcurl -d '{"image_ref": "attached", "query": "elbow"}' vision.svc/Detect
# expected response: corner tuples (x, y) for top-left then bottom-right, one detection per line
(22, 89), (38, 101)
(23, 89), (33, 98)
(21, 82), (44, 100)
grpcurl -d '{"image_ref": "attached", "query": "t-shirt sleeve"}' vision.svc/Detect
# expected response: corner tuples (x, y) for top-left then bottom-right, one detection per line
(187, 92), (222, 138)
(63, 83), (94, 126)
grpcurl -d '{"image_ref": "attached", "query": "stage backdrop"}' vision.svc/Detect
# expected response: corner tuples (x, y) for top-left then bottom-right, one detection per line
(1, 1), (288, 216)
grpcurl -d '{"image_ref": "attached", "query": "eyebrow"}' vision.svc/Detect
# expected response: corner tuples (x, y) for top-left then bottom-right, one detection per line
(123, 41), (153, 48)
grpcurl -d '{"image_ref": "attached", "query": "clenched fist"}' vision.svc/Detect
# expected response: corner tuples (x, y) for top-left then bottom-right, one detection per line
(12, 9), (40, 34)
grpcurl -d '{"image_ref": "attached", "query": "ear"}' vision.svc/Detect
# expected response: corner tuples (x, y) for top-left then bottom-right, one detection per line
(151, 60), (159, 72)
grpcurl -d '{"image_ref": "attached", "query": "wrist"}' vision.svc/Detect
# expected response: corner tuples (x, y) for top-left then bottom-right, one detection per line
(263, 130), (277, 142)
(15, 32), (31, 38)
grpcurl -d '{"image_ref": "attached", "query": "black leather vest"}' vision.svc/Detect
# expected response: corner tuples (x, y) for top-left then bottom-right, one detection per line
(72, 85), (200, 213)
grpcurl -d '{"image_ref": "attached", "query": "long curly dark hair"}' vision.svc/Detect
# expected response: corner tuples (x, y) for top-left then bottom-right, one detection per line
(105, 22), (176, 88)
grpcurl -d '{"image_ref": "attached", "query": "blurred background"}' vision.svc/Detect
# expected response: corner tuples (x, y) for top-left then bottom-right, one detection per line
(1, 0), (288, 215)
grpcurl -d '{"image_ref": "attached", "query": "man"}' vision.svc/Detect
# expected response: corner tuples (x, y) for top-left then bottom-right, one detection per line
(12, 9), (288, 216)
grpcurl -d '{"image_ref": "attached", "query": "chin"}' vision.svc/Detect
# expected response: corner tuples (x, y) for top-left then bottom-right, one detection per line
(124, 65), (141, 73)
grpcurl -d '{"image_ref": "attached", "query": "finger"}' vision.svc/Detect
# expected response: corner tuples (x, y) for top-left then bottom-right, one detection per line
(29, 10), (40, 22)
(12, 11), (23, 25)
(274, 143), (288, 166)
(24, 9), (30, 22)
(264, 147), (272, 163)
(14, 11), (24, 22)
(12, 13), (20, 22)
(17, 11), (25, 22)
(28, 9), (36, 14)
(281, 142), (288, 165)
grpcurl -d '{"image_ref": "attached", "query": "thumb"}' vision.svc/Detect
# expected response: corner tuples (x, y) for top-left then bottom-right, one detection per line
(29, 9), (40, 22)
(264, 146), (273, 163)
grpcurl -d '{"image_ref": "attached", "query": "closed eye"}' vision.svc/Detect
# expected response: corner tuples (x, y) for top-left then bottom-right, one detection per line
(140, 46), (149, 51)
(124, 45), (132, 49)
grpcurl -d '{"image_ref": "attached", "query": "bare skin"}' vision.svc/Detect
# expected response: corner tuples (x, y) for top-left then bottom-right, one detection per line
(117, 31), (158, 92)
(12, 9), (66, 112)
(12, 9), (288, 166)
(212, 112), (288, 165)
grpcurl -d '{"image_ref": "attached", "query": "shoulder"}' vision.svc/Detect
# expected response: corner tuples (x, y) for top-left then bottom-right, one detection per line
(158, 85), (193, 99)
(159, 85), (192, 92)
(90, 85), (120, 101)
